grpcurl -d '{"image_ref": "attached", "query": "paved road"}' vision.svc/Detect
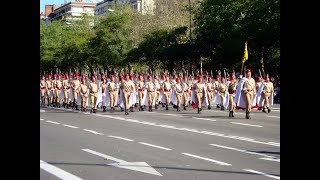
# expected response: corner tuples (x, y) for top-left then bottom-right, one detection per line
(40, 104), (280, 180)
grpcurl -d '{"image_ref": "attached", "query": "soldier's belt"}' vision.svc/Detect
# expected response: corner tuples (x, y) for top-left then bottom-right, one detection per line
(56, 88), (61, 90)
(138, 89), (144, 92)
(41, 87), (46, 89)
(90, 91), (97, 93)
(164, 90), (170, 92)
(208, 90), (213, 92)
(109, 90), (115, 92)
(148, 91), (154, 92)
(196, 92), (203, 93)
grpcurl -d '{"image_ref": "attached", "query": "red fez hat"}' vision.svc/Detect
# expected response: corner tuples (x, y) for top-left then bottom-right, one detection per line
(147, 75), (152, 79)
(197, 75), (202, 79)
(176, 78), (180, 81)
(246, 69), (251, 73)
(227, 78), (230, 81)
(221, 77), (225, 80)
(65, 73), (69, 77)
(126, 74), (129, 77)
(139, 74), (143, 77)
(81, 77), (85, 81)
(57, 74), (61, 77)
(208, 76), (212, 79)
(184, 75), (188, 78)
(101, 75), (105, 79)
(111, 75), (115, 78)
(216, 75), (220, 79)
(91, 75), (95, 80)
(53, 74), (57, 76)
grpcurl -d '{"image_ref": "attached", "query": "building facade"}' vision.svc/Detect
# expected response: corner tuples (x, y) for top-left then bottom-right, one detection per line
(94, 0), (155, 15)
(48, 1), (96, 22)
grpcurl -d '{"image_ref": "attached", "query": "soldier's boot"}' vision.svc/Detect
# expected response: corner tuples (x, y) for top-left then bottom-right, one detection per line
(155, 104), (158, 109)
(229, 111), (232, 117)
(121, 107), (124, 111)
(66, 103), (69, 109)
(126, 109), (129, 115)
(91, 108), (94, 113)
(183, 106), (186, 110)
(200, 108), (202, 111)
(47, 98), (50, 106)
(162, 103), (165, 107)
(83, 108), (86, 112)
(177, 107), (179, 111)
(258, 107), (262, 110)
(221, 105), (225, 111)
(63, 102), (66, 108)
(197, 108), (201, 114)
(208, 105), (211, 109)
(103, 106), (106, 112)
(262, 108), (266, 113)
(178, 107), (181, 112)
(217, 104), (221, 108)
(76, 105), (79, 111)
(267, 107), (271, 113)
(93, 109), (97, 113)
(231, 111), (235, 117)
(246, 111), (251, 119)
(139, 106), (142, 111)
(130, 107), (134, 112)
(134, 103), (138, 107)
(166, 105), (168, 110)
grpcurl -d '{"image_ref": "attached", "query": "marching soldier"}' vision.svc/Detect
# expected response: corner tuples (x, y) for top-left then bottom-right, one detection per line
(162, 75), (172, 110)
(52, 74), (57, 106)
(218, 77), (228, 110)
(154, 74), (161, 109)
(71, 73), (80, 110)
(62, 74), (70, 108)
(145, 75), (155, 112)
(182, 75), (190, 110)
(121, 74), (135, 115)
(55, 74), (62, 108)
(174, 78), (183, 111)
(242, 69), (256, 119)
(193, 75), (206, 114)
(206, 76), (214, 109)
(213, 75), (221, 108)
(228, 72), (237, 117)
(136, 74), (145, 111)
(46, 74), (53, 106)
(262, 75), (274, 113)
(108, 75), (117, 113)
(256, 76), (263, 110)
(40, 75), (46, 106)
(100, 74), (108, 112)
(80, 77), (89, 112)
(89, 76), (98, 113)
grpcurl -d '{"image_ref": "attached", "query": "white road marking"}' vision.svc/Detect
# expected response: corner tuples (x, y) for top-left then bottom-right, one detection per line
(40, 110), (45, 112)
(267, 116), (280, 118)
(272, 110), (280, 112)
(62, 124), (79, 129)
(243, 169), (280, 179)
(231, 122), (263, 127)
(46, 106), (279, 147)
(139, 142), (172, 151)
(260, 157), (280, 162)
(182, 153), (231, 166)
(163, 114), (180, 117)
(108, 135), (134, 142)
(83, 129), (104, 135)
(82, 149), (162, 176)
(40, 160), (83, 180)
(209, 144), (275, 158)
(192, 117), (217, 122)
(40, 118), (44, 121)
(46, 120), (60, 125)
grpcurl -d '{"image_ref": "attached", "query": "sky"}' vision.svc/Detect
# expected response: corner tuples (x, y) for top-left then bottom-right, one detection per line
(40, 0), (66, 12)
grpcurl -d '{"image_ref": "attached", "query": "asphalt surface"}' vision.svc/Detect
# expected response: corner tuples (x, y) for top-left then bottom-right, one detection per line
(40, 103), (280, 180)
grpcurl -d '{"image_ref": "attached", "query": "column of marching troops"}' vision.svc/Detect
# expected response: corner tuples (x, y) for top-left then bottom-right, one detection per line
(40, 69), (275, 119)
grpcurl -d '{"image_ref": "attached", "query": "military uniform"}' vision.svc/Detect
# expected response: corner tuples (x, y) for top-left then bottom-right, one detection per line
(80, 79), (88, 111)
(55, 75), (62, 107)
(45, 75), (53, 106)
(89, 78), (98, 113)
(213, 76), (220, 108)
(40, 77), (46, 105)
(154, 77), (161, 109)
(174, 79), (183, 111)
(121, 75), (134, 115)
(108, 77), (117, 113)
(162, 78), (171, 110)
(182, 77), (190, 110)
(262, 76), (274, 113)
(71, 74), (80, 110)
(145, 77), (155, 112)
(62, 74), (70, 108)
(193, 76), (205, 114)
(228, 74), (237, 117)
(255, 77), (263, 110)
(136, 76), (145, 111)
(242, 69), (256, 119)
(218, 78), (227, 110)
(52, 75), (57, 106)
(206, 77), (214, 109)
(100, 77), (108, 112)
